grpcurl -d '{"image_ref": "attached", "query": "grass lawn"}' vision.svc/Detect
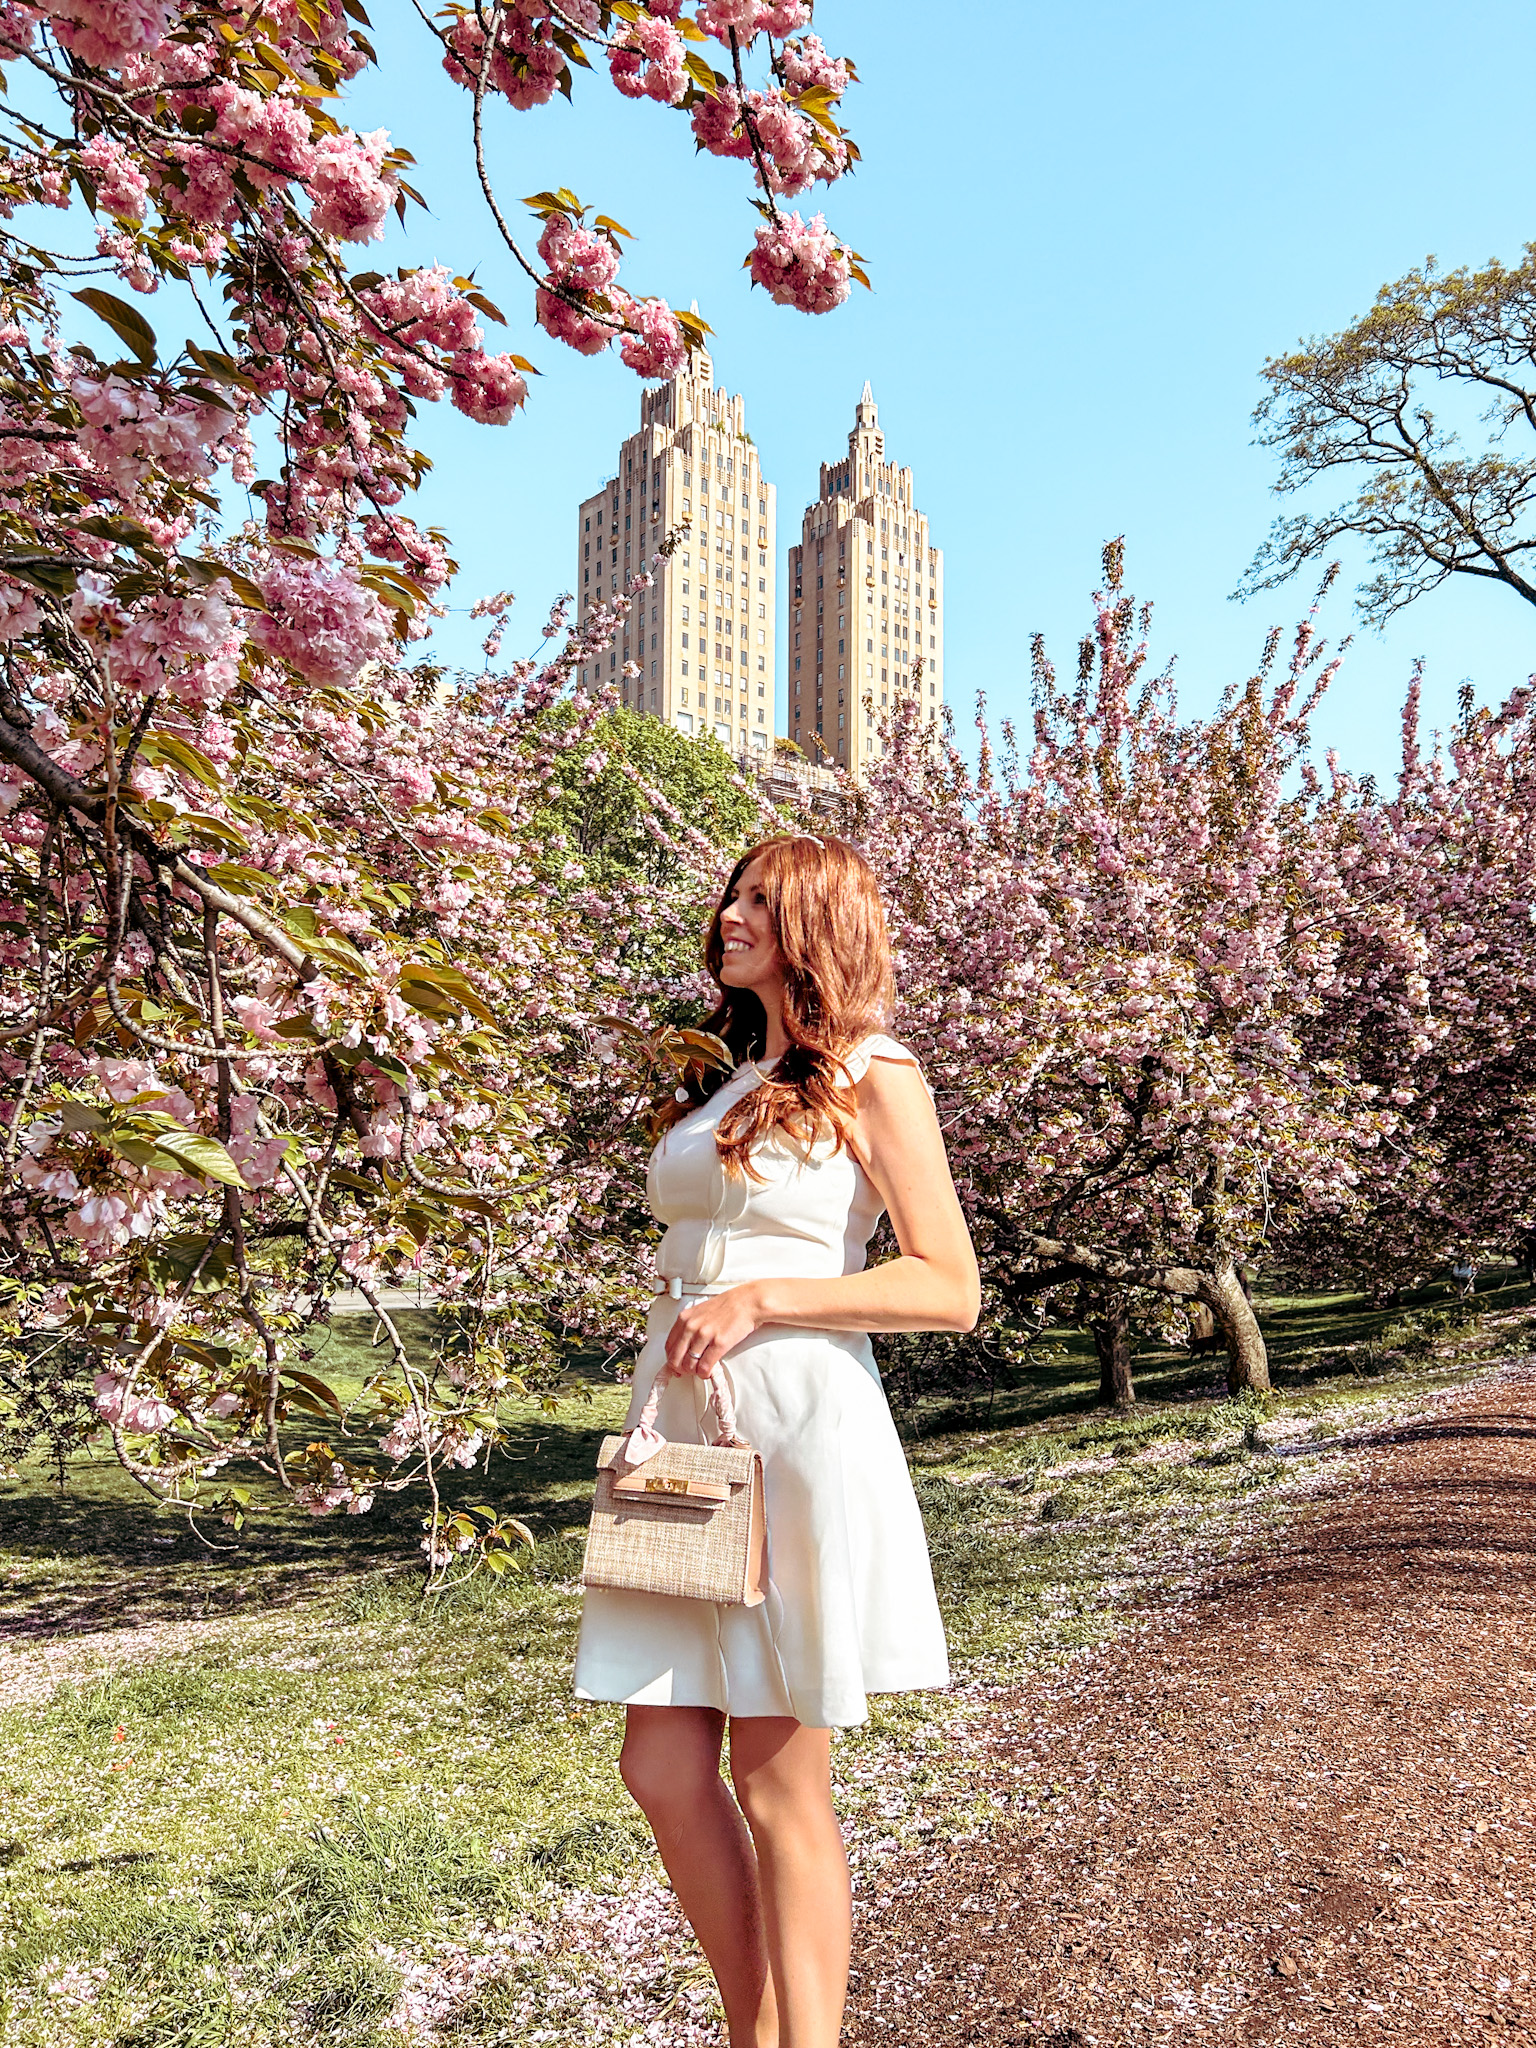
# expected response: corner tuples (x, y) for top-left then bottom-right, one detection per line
(0, 1275), (1530, 2046)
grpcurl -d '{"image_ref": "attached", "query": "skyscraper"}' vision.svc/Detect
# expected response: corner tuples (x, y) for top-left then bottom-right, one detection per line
(786, 384), (944, 777)
(575, 348), (777, 757)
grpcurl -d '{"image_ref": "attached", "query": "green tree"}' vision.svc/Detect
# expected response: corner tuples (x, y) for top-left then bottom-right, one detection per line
(1238, 246), (1536, 625)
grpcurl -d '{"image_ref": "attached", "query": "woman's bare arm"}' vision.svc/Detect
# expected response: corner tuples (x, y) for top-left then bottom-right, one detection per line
(664, 1056), (980, 1377)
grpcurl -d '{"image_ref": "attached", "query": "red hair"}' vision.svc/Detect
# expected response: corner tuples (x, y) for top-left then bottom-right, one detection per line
(657, 834), (896, 1177)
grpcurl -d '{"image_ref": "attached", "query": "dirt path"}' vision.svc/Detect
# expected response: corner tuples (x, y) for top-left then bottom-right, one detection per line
(846, 1361), (1536, 2048)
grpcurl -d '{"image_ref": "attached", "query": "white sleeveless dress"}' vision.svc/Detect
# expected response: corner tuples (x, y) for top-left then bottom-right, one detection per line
(573, 1033), (950, 1729)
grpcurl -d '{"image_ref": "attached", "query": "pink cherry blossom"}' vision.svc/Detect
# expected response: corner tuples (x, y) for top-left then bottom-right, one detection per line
(307, 128), (395, 242)
(536, 286), (615, 355)
(536, 212), (620, 294)
(781, 33), (850, 96)
(448, 349), (528, 424)
(691, 85), (754, 161)
(747, 209), (852, 312)
(618, 298), (688, 379)
(696, 0), (807, 45)
(610, 12), (687, 104)
(250, 554), (393, 687)
(77, 134), (150, 218)
(43, 0), (169, 68)
(213, 84), (317, 189)
(0, 0), (869, 1567)
(442, 5), (564, 112)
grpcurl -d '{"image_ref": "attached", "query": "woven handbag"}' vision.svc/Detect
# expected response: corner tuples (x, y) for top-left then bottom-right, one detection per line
(582, 1363), (767, 1607)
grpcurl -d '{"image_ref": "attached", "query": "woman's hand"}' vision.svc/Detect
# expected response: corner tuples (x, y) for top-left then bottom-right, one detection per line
(664, 1284), (763, 1378)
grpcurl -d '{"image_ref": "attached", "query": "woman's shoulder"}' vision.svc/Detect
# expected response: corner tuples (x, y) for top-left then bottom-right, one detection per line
(840, 1032), (931, 1092)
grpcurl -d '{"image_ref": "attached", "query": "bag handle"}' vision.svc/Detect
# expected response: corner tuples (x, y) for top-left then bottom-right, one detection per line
(632, 1361), (741, 1449)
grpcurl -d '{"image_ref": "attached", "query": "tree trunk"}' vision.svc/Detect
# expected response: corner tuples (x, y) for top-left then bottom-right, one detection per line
(1205, 1259), (1270, 1395)
(1010, 1230), (1270, 1395)
(1091, 1297), (1135, 1409)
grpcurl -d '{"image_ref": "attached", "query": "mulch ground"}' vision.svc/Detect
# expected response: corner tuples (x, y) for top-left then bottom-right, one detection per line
(846, 1361), (1536, 2048)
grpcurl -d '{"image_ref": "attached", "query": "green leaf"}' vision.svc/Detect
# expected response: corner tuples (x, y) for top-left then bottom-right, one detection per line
(204, 862), (276, 896)
(152, 1130), (248, 1188)
(170, 812), (251, 853)
(137, 730), (226, 792)
(398, 964), (498, 1028)
(72, 288), (158, 368)
(282, 1369), (343, 1415)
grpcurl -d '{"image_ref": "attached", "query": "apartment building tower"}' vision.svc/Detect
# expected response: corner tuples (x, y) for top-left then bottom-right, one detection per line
(786, 384), (944, 776)
(575, 348), (777, 756)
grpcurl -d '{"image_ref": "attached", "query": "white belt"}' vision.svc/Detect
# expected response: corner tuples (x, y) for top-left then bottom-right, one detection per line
(652, 1275), (735, 1299)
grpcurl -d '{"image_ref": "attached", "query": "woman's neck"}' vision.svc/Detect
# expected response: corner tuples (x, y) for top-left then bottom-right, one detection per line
(760, 989), (789, 1062)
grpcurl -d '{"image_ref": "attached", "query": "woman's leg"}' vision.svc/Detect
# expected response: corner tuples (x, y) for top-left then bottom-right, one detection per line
(620, 1704), (778, 2048)
(729, 1716), (850, 2048)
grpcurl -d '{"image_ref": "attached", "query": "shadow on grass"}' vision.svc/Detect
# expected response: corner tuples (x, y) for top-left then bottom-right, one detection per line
(0, 1310), (629, 1640)
(894, 1273), (1534, 1444)
(2, 1277), (1529, 1645)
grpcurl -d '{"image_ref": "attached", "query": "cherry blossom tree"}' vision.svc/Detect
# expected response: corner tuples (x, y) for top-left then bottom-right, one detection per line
(0, 1), (856, 1568)
(1280, 673), (1536, 1301)
(855, 547), (1425, 1399)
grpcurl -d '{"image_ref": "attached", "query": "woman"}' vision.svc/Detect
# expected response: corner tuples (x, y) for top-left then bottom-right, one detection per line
(574, 834), (980, 2048)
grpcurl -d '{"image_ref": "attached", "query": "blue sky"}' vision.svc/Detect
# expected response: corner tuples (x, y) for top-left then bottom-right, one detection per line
(344, 0), (1536, 782)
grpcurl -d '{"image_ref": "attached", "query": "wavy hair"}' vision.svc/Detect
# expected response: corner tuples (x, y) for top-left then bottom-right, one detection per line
(657, 834), (896, 1178)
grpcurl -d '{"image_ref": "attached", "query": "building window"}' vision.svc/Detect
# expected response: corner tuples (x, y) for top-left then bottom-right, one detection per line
(682, 659), (690, 675)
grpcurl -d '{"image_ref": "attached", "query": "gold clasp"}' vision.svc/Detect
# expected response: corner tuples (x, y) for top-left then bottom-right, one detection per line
(644, 1476), (689, 1495)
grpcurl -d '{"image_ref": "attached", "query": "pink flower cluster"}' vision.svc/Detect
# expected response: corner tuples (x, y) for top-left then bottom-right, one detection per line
(308, 127), (396, 242)
(534, 214), (687, 376)
(107, 583), (243, 711)
(71, 373), (231, 488)
(618, 298), (688, 379)
(296, 1460), (374, 1514)
(696, 0), (808, 44)
(691, 78), (849, 195)
(441, 3), (582, 113)
(43, 0), (169, 69)
(610, 11), (687, 104)
(77, 134), (150, 219)
(781, 33), (850, 97)
(93, 1372), (175, 1434)
(748, 210), (852, 313)
(213, 84), (318, 192)
(353, 265), (527, 426)
(250, 553), (393, 688)
(449, 350), (529, 424)
(535, 213), (620, 355)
